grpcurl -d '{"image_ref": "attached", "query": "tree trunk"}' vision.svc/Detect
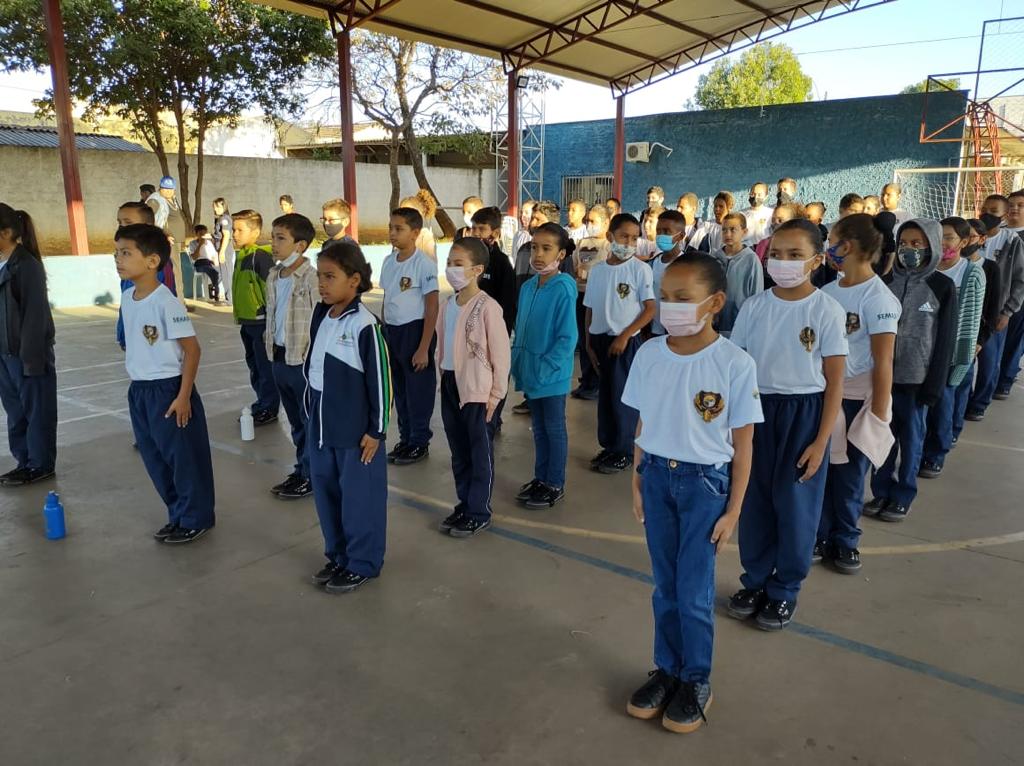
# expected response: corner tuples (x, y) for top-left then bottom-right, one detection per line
(405, 126), (455, 238)
(194, 119), (206, 230)
(388, 132), (401, 214)
(171, 98), (194, 230)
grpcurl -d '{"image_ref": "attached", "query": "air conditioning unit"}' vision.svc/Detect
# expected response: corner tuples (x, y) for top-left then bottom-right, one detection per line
(626, 142), (650, 163)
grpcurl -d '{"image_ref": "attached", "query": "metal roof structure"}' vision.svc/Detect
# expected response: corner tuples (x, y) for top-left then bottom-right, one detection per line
(260, 0), (895, 96)
(0, 124), (147, 152)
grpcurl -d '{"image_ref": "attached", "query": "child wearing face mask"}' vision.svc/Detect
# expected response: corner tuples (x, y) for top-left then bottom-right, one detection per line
(435, 238), (511, 538)
(863, 220), (956, 523)
(571, 204), (612, 400)
(584, 213), (656, 475)
(918, 217), (987, 480)
(755, 203), (806, 265)
(265, 214), (320, 499)
(623, 254), (761, 734)
(650, 210), (688, 336)
(711, 212), (762, 336)
(728, 219), (848, 631)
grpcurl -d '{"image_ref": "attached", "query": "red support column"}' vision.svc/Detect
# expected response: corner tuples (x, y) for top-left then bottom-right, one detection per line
(42, 0), (89, 255)
(337, 28), (358, 240)
(506, 72), (520, 220)
(613, 95), (625, 202)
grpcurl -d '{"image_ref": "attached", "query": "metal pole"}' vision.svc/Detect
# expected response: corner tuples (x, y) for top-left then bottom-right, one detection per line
(338, 28), (358, 240)
(613, 95), (625, 201)
(42, 0), (89, 255)
(507, 72), (520, 220)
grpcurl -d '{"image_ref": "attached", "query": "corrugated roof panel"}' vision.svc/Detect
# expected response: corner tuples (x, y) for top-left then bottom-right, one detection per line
(0, 125), (147, 152)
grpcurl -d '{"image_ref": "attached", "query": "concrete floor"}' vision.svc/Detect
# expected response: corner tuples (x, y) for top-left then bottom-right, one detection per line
(1, 301), (1022, 766)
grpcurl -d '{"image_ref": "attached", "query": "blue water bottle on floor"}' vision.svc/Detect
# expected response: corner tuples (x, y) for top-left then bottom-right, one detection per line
(44, 491), (66, 540)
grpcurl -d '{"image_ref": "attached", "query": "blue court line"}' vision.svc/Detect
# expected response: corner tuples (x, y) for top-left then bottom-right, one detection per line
(397, 495), (1024, 708)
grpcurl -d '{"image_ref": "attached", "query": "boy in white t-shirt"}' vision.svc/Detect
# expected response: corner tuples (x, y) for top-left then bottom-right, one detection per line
(584, 213), (655, 474)
(381, 206), (439, 465)
(564, 198), (588, 244)
(114, 223), (215, 545)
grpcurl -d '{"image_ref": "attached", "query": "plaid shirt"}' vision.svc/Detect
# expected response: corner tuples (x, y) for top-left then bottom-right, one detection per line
(264, 258), (319, 366)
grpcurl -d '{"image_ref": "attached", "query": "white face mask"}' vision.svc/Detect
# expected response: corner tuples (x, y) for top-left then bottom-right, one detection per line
(586, 223), (603, 239)
(766, 257), (811, 288)
(660, 296), (712, 336)
(281, 251), (302, 268)
(445, 265), (474, 291)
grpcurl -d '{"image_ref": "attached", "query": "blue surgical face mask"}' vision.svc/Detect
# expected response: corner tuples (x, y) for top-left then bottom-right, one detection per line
(897, 246), (928, 270)
(655, 234), (676, 252)
(826, 241), (846, 269)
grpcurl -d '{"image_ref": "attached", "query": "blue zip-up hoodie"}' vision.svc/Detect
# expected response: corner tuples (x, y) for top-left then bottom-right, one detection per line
(303, 296), (393, 449)
(511, 272), (578, 398)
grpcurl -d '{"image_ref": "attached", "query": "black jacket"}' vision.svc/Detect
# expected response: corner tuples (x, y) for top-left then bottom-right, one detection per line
(481, 243), (517, 335)
(0, 245), (54, 375)
(978, 259), (1003, 348)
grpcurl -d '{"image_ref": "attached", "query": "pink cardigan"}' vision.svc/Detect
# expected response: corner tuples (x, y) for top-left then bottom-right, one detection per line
(435, 292), (511, 407)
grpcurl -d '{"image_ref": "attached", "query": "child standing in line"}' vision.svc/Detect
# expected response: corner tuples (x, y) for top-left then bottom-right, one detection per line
(187, 224), (221, 302)
(469, 206), (517, 334)
(712, 212), (763, 336)
(995, 192), (1024, 400)
(564, 198), (589, 244)
(115, 201), (158, 351)
(0, 204), (56, 487)
(114, 224), (215, 543)
(514, 201), (559, 293)
(306, 242), (392, 594)
(624, 254), (761, 734)
(727, 219), (847, 631)
(321, 198), (357, 245)
(436, 238), (511, 538)
(381, 207), (439, 466)
(816, 214), (900, 574)
(650, 210), (687, 336)
(571, 203), (611, 400)
(511, 223), (578, 509)
(211, 198), (234, 303)
(584, 213), (655, 474)
(231, 210), (280, 426)
(265, 213), (319, 500)
(864, 219), (956, 522)
(399, 191), (438, 260)
(456, 196), (484, 239)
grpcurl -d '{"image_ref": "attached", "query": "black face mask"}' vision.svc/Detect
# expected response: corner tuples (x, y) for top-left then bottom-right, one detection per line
(777, 190), (794, 206)
(748, 195), (757, 207)
(962, 243), (982, 258)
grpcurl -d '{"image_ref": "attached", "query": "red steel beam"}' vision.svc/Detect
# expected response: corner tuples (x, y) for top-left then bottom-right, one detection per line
(42, 0), (89, 255)
(506, 72), (519, 220)
(337, 28), (359, 240)
(613, 96), (625, 202)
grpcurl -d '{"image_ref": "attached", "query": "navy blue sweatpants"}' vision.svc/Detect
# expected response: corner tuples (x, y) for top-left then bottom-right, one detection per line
(440, 371), (494, 523)
(871, 388), (927, 507)
(999, 309), (1024, 392)
(969, 327), (1007, 415)
(272, 347), (309, 479)
(239, 322), (279, 416)
(739, 393), (827, 603)
(590, 332), (640, 456)
(819, 398), (870, 550)
(0, 350), (57, 473)
(308, 390), (387, 577)
(384, 319), (436, 448)
(128, 377), (215, 530)
(575, 294), (598, 394)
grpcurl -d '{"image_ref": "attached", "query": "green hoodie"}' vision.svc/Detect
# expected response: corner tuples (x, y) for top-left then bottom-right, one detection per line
(232, 244), (273, 325)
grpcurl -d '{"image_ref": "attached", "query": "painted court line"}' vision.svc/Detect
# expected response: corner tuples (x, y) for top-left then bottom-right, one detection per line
(56, 358), (246, 393)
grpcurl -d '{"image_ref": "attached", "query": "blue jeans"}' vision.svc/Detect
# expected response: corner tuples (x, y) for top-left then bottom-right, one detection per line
(871, 388), (927, 506)
(819, 399), (870, 550)
(923, 381), (957, 468)
(999, 310), (1024, 391)
(640, 454), (728, 683)
(271, 349), (310, 479)
(951, 362), (974, 442)
(240, 322), (280, 416)
(529, 394), (567, 488)
(968, 327), (1007, 414)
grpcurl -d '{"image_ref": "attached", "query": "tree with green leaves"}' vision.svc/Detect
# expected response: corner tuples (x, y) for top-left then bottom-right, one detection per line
(692, 43), (813, 110)
(901, 77), (962, 94)
(0, 0), (333, 229)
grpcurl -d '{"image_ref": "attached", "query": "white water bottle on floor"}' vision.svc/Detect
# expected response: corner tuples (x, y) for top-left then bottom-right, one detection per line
(240, 406), (255, 441)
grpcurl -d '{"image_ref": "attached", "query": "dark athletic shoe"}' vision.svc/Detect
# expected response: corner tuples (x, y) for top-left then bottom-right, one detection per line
(153, 523), (177, 541)
(449, 517), (491, 538)
(1, 467), (55, 487)
(325, 569), (370, 594)
(862, 497), (889, 518)
(387, 442), (410, 463)
(878, 503), (909, 523)
(951, 435), (959, 447)
(964, 409), (984, 422)
(832, 546), (862, 574)
(312, 562), (341, 585)
(727, 588), (765, 620)
(515, 479), (544, 503)
(662, 681), (712, 734)
(597, 453), (633, 475)
(253, 410), (278, 427)
(277, 477), (312, 500)
(755, 599), (795, 631)
(164, 527), (209, 544)
(439, 510), (464, 534)
(0, 466), (25, 485)
(271, 473), (301, 495)
(589, 449), (612, 468)
(993, 388), (1011, 401)
(812, 540), (828, 564)
(626, 669), (679, 720)
(918, 460), (942, 479)
(394, 445), (428, 465)
(524, 483), (565, 510)
(571, 386), (598, 401)
(512, 400), (531, 415)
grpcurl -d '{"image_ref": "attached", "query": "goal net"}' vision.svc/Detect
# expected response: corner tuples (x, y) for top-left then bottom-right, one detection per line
(893, 167), (1024, 220)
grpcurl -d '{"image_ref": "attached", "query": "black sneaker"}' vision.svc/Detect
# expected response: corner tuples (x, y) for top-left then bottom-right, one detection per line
(164, 527), (210, 544)
(993, 388), (1011, 401)
(571, 387), (598, 401)
(312, 561), (341, 585)
(271, 473), (301, 495)
(277, 477), (312, 500)
(832, 546), (862, 574)
(450, 516), (491, 538)
(387, 442), (410, 463)
(524, 483), (565, 510)
(515, 478), (543, 503)
(626, 669), (679, 720)
(153, 522), (177, 541)
(862, 497), (889, 518)
(512, 400), (531, 415)
(951, 435), (959, 447)
(726, 588), (765, 620)
(0, 466), (25, 484)
(0, 467), (55, 487)
(253, 410), (279, 427)
(964, 409), (984, 422)
(755, 599), (795, 631)
(589, 449), (612, 468)
(325, 569), (370, 594)
(812, 540), (828, 564)
(597, 453), (632, 475)
(438, 510), (464, 533)
(918, 460), (942, 479)
(878, 503), (909, 523)
(394, 445), (428, 465)
(662, 681), (712, 734)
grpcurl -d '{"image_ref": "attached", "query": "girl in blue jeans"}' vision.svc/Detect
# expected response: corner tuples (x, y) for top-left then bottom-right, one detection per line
(510, 223), (578, 509)
(623, 254), (761, 734)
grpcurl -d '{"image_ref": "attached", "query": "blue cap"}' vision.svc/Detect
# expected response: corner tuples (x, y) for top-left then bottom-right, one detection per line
(159, 175), (176, 190)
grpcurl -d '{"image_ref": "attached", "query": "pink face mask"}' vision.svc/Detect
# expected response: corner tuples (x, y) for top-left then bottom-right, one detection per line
(445, 266), (473, 291)
(531, 259), (560, 276)
(660, 297), (712, 337)
(766, 257), (810, 288)
(941, 246), (960, 262)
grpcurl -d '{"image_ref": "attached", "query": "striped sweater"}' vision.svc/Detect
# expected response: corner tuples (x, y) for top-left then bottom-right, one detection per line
(946, 259), (986, 387)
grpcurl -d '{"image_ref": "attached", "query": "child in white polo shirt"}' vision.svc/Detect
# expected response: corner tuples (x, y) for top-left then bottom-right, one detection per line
(584, 213), (655, 474)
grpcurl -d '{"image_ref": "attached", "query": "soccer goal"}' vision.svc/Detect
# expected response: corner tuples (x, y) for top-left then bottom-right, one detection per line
(892, 166), (1024, 220)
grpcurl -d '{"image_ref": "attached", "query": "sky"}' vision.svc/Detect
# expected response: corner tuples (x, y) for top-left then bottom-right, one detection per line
(0, 0), (1020, 127)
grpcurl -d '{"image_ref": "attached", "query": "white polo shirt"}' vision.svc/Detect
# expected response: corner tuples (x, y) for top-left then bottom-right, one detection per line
(623, 336), (764, 466)
(583, 257), (654, 336)
(821, 275), (901, 380)
(731, 287), (849, 394)
(121, 283), (195, 381)
(380, 249), (438, 326)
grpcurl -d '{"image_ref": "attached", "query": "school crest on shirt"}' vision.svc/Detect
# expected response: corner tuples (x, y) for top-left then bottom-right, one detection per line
(694, 391), (725, 423)
(399, 276), (412, 292)
(617, 282), (631, 299)
(142, 325), (159, 345)
(799, 326), (816, 352)
(846, 312), (861, 335)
